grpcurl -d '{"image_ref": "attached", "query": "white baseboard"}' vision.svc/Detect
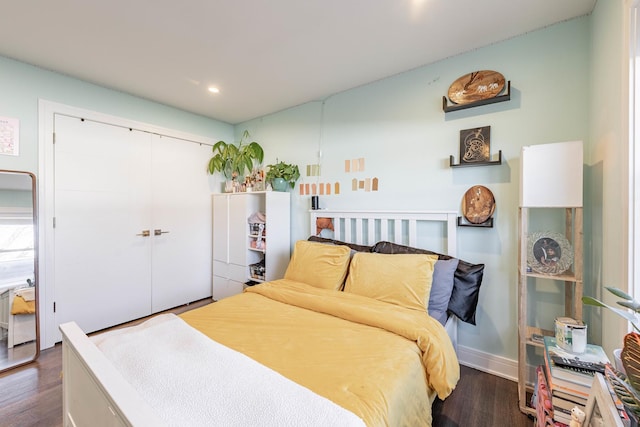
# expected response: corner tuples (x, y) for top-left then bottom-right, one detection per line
(457, 344), (519, 382)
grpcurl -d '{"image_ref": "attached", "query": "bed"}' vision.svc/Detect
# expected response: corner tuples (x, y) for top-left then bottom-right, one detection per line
(0, 285), (36, 348)
(60, 210), (485, 427)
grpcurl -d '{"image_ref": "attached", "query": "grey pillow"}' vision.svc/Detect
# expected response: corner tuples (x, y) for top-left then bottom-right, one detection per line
(428, 258), (459, 325)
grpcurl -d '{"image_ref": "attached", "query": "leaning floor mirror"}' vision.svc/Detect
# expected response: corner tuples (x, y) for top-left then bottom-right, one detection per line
(0, 170), (38, 373)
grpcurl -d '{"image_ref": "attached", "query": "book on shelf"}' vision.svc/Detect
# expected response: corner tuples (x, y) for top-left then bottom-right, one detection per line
(552, 394), (584, 413)
(542, 354), (591, 398)
(534, 366), (572, 427)
(550, 386), (588, 406)
(552, 406), (572, 426)
(543, 336), (609, 387)
(535, 365), (555, 427)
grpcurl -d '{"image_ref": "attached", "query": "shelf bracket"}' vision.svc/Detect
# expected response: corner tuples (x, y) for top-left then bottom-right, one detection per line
(450, 150), (502, 168)
(457, 216), (494, 228)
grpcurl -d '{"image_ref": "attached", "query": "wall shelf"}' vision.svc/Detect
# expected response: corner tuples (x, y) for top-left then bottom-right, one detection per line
(450, 150), (502, 168)
(443, 81), (511, 113)
(457, 216), (494, 228)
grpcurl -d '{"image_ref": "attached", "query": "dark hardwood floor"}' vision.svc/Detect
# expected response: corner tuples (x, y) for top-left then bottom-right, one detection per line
(432, 367), (532, 427)
(0, 300), (533, 427)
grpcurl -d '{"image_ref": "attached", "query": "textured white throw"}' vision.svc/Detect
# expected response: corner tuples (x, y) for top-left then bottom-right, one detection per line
(92, 314), (365, 427)
(14, 287), (35, 301)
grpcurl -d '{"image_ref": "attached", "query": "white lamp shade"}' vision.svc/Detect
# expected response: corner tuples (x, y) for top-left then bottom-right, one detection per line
(520, 140), (583, 208)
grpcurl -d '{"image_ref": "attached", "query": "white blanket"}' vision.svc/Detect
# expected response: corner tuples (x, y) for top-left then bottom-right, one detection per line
(92, 314), (365, 427)
(14, 287), (35, 301)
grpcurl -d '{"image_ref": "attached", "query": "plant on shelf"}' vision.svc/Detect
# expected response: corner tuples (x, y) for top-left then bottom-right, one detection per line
(265, 160), (300, 191)
(583, 287), (640, 419)
(207, 130), (264, 188)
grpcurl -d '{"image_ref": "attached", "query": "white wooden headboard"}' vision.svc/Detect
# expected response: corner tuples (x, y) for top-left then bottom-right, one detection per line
(309, 210), (458, 257)
(308, 209), (460, 352)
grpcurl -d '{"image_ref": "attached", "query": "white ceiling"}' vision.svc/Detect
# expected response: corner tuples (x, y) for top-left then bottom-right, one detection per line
(0, 1), (596, 125)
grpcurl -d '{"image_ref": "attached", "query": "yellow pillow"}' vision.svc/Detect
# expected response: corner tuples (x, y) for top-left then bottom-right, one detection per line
(284, 240), (352, 290)
(344, 252), (437, 311)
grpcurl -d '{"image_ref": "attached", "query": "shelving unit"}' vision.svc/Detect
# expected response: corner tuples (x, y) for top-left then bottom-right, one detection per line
(212, 191), (290, 300)
(517, 141), (584, 417)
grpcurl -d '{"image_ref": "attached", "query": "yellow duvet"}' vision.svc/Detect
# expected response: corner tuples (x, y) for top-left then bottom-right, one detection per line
(180, 279), (459, 427)
(10, 295), (36, 315)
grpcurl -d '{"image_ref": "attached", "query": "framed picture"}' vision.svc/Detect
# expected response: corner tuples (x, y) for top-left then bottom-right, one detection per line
(526, 231), (574, 275)
(459, 126), (490, 163)
(584, 373), (626, 427)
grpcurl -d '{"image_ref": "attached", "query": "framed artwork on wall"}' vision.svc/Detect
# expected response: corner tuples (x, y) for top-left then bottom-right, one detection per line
(459, 126), (490, 164)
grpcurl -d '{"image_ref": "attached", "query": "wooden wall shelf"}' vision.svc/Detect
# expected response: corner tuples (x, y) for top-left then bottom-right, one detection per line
(443, 81), (511, 113)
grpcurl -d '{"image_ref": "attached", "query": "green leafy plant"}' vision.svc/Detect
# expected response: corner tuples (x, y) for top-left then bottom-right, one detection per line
(207, 130), (264, 180)
(582, 287), (640, 332)
(583, 287), (640, 418)
(265, 160), (300, 189)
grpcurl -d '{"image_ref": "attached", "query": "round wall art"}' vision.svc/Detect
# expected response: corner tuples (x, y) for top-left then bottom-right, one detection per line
(462, 185), (496, 224)
(527, 231), (574, 275)
(448, 70), (505, 105)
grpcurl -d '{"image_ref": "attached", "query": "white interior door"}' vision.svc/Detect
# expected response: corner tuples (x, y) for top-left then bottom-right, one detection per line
(150, 135), (212, 312)
(53, 115), (153, 336)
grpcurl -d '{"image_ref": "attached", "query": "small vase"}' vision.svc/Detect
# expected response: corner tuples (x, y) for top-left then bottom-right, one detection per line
(272, 178), (288, 192)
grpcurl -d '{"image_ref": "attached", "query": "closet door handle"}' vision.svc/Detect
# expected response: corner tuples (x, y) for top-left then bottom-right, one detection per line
(136, 230), (150, 237)
(154, 229), (170, 236)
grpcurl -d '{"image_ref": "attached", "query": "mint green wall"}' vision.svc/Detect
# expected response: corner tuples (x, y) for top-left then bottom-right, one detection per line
(0, 189), (32, 207)
(588, 0), (628, 356)
(240, 17), (591, 362)
(0, 55), (233, 175)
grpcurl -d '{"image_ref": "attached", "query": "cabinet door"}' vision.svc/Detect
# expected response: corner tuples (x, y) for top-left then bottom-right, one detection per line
(150, 135), (213, 312)
(53, 115), (153, 337)
(212, 275), (243, 300)
(212, 195), (229, 263)
(228, 194), (249, 266)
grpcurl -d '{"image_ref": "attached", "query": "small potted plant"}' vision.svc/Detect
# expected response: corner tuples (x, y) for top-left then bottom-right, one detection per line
(265, 160), (300, 191)
(207, 130), (264, 192)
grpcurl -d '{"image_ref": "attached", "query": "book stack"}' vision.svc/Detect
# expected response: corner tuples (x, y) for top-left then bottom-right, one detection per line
(542, 336), (609, 425)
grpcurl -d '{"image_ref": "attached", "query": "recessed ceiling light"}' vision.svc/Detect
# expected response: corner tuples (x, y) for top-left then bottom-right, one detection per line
(208, 87), (220, 94)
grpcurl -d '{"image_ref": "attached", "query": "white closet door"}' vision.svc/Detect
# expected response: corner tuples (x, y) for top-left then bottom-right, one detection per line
(150, 134), (212, 312)
(53, 115), (153, 335)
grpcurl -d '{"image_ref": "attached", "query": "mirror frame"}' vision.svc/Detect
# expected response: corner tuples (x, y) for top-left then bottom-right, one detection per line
(0, 169), (39, 373)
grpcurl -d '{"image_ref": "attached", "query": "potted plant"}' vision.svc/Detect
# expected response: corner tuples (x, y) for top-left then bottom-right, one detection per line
(207, 130), (264, 191)
(265, 160), (300, 191)
(583, 288), (640, 419)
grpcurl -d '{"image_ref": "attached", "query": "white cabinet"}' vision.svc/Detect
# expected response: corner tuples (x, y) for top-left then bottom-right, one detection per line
(212, 191), (290, 300)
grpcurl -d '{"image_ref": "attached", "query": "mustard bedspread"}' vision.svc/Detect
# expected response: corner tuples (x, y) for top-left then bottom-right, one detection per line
(10, 295), (36, 315)
(180, 279), (459, 427)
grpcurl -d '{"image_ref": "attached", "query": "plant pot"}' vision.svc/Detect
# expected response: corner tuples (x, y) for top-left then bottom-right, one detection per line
(272, 178), (288, 192)
(614, 348), (625, 374)
(224, 180), (239, 193)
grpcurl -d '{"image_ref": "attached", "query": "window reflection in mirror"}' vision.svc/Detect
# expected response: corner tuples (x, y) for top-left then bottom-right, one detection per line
(0, 170), (38, 372)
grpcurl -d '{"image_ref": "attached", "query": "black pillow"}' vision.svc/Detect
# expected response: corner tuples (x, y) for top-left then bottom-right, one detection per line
(307, 235), (373, 253)
(371, 241), (484, 325)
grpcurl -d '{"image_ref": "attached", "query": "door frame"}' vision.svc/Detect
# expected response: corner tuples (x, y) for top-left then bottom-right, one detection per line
(38, 100), (215, 349)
